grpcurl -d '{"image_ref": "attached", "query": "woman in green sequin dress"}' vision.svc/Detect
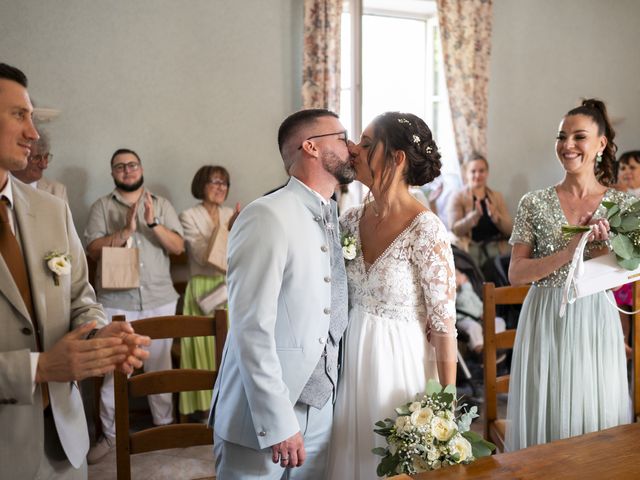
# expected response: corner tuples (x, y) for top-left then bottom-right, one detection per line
(178, 165), (239, 417)
(505, 99), (633, 451)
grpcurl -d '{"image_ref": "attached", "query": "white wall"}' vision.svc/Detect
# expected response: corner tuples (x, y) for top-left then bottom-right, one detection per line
(488, 0), (640, 215)
(4, 0), (639, 229)
(1, 0), (303, 235)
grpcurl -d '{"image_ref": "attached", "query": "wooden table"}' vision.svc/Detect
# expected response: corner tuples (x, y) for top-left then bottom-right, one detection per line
(390, 423), (640, 479)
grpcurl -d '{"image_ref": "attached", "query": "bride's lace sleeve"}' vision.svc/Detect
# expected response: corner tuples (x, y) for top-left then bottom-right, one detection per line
(413, 215), (457, 363)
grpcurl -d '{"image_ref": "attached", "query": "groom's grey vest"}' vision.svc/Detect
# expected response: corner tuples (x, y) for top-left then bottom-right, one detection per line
(298, 202), (348, 408)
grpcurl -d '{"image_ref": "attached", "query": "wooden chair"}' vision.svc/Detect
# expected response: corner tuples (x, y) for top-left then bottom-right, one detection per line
(632, 281), (640, 422)
(114, 310), (228, 480)
(482, 282), (530, 453)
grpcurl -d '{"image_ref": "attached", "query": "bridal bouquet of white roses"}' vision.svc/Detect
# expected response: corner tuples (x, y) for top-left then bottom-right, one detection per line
(373, 380), (495, 476)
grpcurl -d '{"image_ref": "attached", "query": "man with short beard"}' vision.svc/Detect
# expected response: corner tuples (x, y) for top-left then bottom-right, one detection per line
(210, 109), (355, 479)
(84, 148), (185, 464)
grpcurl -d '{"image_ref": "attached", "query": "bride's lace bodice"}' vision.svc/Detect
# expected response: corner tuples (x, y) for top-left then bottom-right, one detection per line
(340, 207), (457, 362)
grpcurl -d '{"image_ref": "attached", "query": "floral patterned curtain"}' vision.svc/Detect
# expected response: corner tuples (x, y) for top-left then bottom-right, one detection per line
(302, 0), (342, 112)
(437, 0), (493, 165)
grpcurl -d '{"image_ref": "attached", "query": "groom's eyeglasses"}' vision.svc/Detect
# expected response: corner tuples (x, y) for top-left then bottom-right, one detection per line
(298, 130), (349, 150)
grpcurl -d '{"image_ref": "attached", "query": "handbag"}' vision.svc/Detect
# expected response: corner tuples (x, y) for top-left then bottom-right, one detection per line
(206, 222), (229, 273)
(196, 283), (228, 315)
(100, 246), (140, 290)
(560, 228), (640, 317)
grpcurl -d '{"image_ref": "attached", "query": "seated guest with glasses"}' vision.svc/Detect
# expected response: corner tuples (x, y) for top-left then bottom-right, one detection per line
(178, 165), (240, 419)
(11, 127), (68, 202)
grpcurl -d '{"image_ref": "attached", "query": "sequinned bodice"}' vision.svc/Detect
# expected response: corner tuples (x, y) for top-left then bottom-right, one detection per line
(510, 186), (634, 287)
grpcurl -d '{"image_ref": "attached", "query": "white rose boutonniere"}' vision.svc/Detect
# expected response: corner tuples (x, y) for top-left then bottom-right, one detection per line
(341, 232), (358, 261)
(44, 251), (71, 286)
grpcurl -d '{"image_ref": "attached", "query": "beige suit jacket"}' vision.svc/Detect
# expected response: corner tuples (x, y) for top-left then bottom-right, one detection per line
(37, 176), (69, 203)
(0, 179), (106, 478)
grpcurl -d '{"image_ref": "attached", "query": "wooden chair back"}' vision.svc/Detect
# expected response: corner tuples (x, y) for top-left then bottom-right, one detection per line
(114, 310), (228, 480)
(482, 282), (530, 453)
(633, 281), (640, 421)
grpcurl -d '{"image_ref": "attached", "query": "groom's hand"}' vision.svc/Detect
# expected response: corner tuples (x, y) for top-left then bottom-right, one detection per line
(271, 432), (305, 468)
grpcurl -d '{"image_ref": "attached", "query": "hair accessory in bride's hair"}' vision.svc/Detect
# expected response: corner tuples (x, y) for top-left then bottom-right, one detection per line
(412, 134), (420, 144)
(425, 145), (433, 154)
(397, 118), (411, 125)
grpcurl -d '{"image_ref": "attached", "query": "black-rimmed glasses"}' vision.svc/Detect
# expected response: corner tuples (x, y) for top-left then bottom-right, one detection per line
(112, 162), (141, 173)
(298, 130), (348, 150)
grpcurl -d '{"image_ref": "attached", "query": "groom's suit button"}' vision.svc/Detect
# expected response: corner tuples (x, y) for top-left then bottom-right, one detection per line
(323, 308), (331, 315)
(21, 327), (32, 335)
(258, 431), (266, 437)
(321, 245), (328, 252)
(324, 276), (331, 283)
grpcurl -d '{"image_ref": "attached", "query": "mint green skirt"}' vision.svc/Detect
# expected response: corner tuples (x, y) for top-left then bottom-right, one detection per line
(179, 274), (225, 415)
(505, 286), (631, 450)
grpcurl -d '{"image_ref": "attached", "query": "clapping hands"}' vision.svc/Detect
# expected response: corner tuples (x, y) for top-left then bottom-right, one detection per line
(36, 320), (151, 383)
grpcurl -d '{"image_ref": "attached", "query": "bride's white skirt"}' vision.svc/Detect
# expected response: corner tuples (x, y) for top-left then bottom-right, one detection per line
(327, 304), (438, 480)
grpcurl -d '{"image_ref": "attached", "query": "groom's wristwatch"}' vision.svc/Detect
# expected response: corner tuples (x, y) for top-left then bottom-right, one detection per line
(147, 217), (160, 228)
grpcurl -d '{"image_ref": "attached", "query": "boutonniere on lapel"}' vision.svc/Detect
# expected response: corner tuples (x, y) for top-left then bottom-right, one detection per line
(341, 233), (358, 261)
(44, 251), (71, 286)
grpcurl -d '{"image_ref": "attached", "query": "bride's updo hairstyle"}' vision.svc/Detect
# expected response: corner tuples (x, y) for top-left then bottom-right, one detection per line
(367, 112), (442, 196)
(565, 98), (617, 187)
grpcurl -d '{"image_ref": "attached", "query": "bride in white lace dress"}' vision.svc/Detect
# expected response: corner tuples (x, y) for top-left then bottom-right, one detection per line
(327, 112), (457, 479)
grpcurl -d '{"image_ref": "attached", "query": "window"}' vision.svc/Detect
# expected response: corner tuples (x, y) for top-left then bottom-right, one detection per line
(340, 0), (459, 178)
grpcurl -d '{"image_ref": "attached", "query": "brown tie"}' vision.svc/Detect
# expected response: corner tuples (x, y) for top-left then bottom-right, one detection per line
(0, 198), (49, 409)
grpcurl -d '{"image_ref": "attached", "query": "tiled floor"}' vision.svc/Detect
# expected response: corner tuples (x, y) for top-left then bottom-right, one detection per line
(88, 444), (215, 480)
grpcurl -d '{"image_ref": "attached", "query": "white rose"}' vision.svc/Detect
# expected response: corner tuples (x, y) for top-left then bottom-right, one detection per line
(395, 415), (412, 433)
(431, 416), (457, 442)
(342, 244), (357, 260)
(449, 434), (473, 463)
(48, 256), (71, 276)
(408, 401), (422, 413)
(410, 407), (434, 427)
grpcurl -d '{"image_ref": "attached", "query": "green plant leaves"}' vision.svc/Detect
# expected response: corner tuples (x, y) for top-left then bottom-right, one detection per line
(611, 234), (634, 259)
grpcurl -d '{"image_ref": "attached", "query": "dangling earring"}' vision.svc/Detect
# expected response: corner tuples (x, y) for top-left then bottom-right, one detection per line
(596, 152), (603, 164)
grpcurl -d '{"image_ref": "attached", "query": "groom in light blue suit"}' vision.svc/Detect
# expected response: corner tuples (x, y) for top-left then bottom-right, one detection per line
(210, 109), (355, 479)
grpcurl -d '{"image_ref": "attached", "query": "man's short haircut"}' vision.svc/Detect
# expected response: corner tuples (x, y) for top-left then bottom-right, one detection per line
(191, 165), (231, 200)
(277, 108), (338, 154)
(110, 148), (141, 165)
(0, 63), (28, 88)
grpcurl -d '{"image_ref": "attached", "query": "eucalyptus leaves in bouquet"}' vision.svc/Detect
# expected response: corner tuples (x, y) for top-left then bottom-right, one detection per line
(372, 380), (495, 476)
(562, 198), (640, 270)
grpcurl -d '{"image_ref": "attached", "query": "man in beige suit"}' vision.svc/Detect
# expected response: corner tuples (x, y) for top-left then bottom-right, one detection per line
(12, 127), (69, 202)
(0, 63), (151, 479)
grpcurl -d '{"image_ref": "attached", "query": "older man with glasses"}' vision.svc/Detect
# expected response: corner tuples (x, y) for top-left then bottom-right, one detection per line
(83, 148), (185, 464)
(11, 128), (68, 202)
